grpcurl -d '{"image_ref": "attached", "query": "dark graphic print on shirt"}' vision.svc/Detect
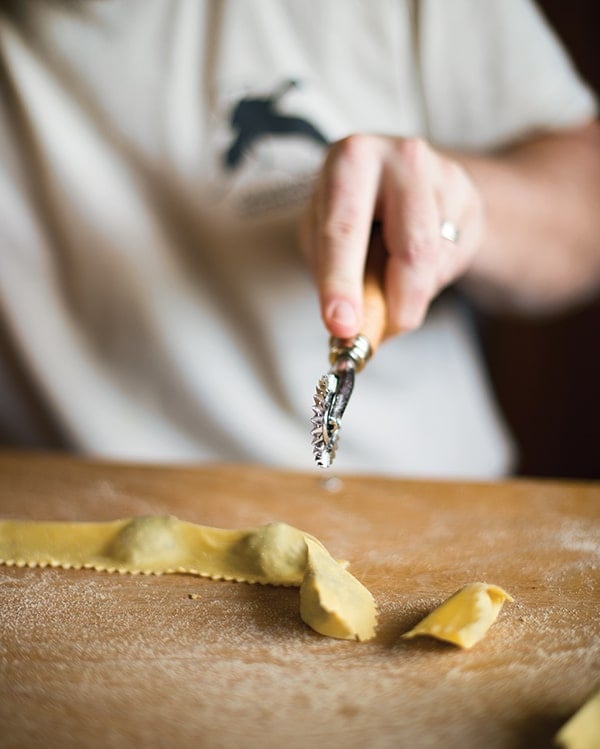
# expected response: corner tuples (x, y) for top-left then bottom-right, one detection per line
(223, 79), (329, 170)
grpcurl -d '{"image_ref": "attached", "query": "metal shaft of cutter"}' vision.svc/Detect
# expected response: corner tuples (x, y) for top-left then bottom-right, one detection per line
(327, 355), (356, 429)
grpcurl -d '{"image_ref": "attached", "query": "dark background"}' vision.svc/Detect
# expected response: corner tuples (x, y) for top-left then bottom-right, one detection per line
(478, 1), (600, 479)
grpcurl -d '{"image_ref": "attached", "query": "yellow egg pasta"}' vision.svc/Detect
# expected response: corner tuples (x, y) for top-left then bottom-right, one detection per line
(402, 582), (513, 649)
(0, 515), (376, 642)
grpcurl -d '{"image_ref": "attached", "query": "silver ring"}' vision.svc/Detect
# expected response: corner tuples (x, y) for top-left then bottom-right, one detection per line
(440, 220), (460, 243)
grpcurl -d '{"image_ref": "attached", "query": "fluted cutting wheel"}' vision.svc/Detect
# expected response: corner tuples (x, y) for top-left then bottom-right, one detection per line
(311, 373), (339, 468)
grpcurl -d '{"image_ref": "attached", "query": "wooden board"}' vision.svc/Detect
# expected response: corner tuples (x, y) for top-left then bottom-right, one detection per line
(0, 451), (598, 748)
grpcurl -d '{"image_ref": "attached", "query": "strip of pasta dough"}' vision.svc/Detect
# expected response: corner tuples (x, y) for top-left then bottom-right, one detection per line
(0, 515), (376, 641)
(402, 582), (513, 648)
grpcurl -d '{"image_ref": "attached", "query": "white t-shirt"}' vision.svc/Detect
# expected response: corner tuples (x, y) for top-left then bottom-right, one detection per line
(0, 0), (595, 477)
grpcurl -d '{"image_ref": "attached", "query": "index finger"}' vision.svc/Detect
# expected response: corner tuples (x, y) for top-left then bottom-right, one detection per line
(314, 135), (383, 339)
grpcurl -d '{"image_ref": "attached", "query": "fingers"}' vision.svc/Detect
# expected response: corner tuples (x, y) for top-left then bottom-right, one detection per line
(435, 160), (484, 287)
(301, 134), (484, 341)
(380, 138), (440, 333)
(304, 135), (382, 339)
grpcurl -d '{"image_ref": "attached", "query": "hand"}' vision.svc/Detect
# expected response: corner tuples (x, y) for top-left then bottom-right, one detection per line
(300, 134), (486, 344)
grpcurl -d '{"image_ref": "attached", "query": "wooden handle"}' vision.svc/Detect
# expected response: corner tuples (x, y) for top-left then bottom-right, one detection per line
(361, 224), (387, 355)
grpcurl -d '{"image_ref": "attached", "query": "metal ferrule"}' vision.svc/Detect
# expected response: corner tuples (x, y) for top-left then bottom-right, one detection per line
(328, 334), (372, 373)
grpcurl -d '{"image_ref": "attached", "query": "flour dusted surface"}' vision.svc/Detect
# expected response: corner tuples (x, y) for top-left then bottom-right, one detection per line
(0, 457), (598, 748)
(1, 559), (598, 749)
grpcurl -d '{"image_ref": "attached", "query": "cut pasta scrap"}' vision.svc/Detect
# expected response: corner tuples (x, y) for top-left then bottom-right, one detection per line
(402, 582), (514, 649)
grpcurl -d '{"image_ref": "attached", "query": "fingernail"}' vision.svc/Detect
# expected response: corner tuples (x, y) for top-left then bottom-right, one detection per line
(328, 301), (358, 330)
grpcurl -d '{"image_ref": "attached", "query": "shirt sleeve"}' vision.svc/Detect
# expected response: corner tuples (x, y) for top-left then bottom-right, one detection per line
(418, 0), (598, 150)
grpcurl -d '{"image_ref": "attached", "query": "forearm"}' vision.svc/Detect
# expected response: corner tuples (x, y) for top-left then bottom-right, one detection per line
(460, 120), (600, 314)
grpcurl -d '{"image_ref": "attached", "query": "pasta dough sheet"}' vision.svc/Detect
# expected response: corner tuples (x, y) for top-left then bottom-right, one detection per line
(0, 515), (376, 642)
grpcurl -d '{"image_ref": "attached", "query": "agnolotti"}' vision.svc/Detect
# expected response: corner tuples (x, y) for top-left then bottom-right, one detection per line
(0, 515), (377, 642)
